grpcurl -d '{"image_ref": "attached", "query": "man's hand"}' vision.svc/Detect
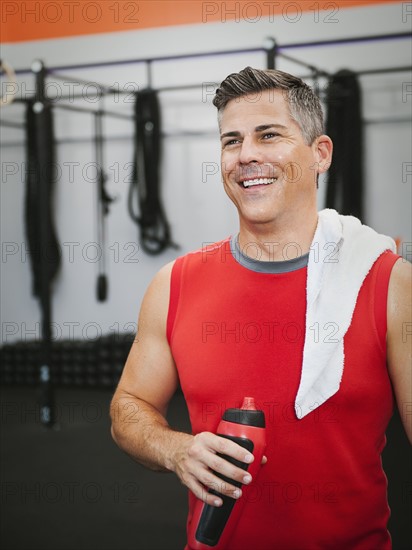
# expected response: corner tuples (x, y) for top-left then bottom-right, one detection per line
(169, 431), (266, 507)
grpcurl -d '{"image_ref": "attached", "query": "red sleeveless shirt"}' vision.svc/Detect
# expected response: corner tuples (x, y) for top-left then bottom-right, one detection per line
(167, 237), (399, 550)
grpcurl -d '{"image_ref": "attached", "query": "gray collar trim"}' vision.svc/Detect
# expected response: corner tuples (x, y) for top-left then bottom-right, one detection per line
(230, 234), (309, 274)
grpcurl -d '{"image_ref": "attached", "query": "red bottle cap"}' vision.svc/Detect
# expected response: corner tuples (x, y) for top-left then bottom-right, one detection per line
(241, 397), (256, 410)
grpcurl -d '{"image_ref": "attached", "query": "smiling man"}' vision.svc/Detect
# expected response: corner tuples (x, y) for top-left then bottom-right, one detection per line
(218, 81), (332, 261)
(111, 67), (411, 549)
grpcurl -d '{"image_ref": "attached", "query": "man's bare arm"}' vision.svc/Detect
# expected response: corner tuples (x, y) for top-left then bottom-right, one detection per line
(387, 258), (412, 444)
(110, 261), (256, 506)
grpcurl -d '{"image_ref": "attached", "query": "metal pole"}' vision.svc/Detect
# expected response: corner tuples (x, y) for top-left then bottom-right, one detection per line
(264, 37), (277, 70)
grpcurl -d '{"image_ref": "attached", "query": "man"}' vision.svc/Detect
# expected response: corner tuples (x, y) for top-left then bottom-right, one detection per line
(111, 67), (411, 549)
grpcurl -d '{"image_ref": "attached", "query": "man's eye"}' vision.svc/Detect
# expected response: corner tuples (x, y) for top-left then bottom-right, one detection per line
(262, 133), (278, 139)
(223, 139), (240, 147)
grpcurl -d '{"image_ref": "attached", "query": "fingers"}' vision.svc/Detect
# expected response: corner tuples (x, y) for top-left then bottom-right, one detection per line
(183, 432), (254, 505)
(172, 431), (268, 508)
(184, 474), (226, 508)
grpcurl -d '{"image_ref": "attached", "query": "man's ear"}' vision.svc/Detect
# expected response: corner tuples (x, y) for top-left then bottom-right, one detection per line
(313, 135), (333, 174)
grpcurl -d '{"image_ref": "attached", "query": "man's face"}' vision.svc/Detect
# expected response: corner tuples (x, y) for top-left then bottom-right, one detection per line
(219, 89), (329, 228)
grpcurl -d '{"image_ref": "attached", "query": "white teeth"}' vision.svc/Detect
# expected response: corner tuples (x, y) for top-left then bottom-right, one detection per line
(242, 178), (276, 188)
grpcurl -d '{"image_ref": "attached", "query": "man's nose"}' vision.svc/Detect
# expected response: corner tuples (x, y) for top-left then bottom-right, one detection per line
(238, 137), (262, 164)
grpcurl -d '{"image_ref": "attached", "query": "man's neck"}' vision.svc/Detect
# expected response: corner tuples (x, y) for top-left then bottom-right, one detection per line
(238, 213), (318, 262)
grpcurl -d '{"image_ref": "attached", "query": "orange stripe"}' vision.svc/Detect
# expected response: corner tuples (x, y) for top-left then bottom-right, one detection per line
(1, 0), (403, 44)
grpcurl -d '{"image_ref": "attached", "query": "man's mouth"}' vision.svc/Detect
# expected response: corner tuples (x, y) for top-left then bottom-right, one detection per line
(240, 177), (277, 189)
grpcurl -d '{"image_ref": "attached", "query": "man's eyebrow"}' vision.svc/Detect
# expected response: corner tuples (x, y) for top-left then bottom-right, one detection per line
(220, 124), (287, 140)
(255, 123), (287, 132)
(220, 130), (241, 141)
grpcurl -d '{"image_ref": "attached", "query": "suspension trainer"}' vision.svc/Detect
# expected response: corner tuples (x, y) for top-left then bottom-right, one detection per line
(128, 88), (178, 255)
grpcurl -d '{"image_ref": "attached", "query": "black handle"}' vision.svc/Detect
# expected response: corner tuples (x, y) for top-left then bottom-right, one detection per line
(97, 274), (108, 302)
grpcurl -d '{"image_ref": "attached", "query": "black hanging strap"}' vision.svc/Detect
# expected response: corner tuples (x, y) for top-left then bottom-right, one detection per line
(128, 89), (178, 255)
(325, 69), (364, 220)
(25, 99), (61, 298)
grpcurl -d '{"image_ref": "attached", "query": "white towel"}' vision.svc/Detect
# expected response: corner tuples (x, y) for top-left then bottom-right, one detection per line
(295, 209), (396, 419)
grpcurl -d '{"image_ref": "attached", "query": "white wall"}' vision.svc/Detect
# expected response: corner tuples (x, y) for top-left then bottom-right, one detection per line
(1, 2), (411, 344)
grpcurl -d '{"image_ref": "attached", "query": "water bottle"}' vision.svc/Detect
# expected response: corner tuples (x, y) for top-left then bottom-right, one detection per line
(188, 397), (266, 549)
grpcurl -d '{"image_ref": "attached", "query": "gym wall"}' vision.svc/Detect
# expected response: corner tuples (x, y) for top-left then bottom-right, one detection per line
(1, 1), (411, 352)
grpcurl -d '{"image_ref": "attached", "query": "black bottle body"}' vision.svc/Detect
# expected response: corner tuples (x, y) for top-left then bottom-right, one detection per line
(188, 397), (266, 549)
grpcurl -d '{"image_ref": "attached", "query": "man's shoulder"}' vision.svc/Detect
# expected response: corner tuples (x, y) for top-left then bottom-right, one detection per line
(176, 236), (232, 264)
(388, 255), (412, 294)
(187, 236), (232, 256)
(152, 237), (233, 287)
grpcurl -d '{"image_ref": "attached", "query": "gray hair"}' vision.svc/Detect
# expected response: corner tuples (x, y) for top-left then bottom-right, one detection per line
(213, 66), (324, 145)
